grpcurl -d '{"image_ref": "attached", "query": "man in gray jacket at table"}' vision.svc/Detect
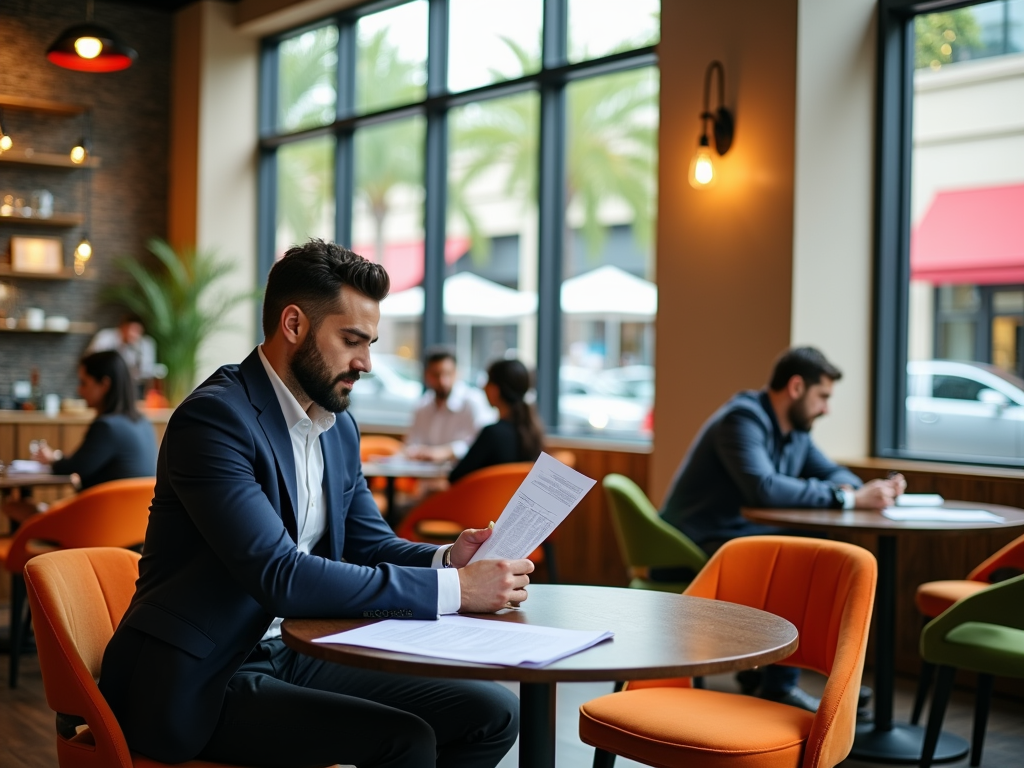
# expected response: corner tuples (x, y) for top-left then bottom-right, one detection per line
(659, 346), (905, 711)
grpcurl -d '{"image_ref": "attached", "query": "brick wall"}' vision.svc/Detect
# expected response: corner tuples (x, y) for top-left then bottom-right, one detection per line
(0, 0), (172, 402)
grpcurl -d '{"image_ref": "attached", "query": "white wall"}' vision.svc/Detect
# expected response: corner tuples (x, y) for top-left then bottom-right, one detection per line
(791, 0), (878, 459)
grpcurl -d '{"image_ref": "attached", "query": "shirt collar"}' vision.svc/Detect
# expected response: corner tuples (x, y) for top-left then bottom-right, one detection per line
(257, 345), (336, 434)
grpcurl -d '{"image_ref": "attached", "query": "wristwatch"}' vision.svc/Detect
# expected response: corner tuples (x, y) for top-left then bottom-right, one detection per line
(442, 545), (454, 568)
(831, 486), (853, 510)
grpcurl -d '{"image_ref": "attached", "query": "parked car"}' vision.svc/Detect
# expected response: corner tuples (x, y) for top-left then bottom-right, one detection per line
(347, 353), (423, 428)
(559, 366), (650, 438)
(906, 359), (1024, 462)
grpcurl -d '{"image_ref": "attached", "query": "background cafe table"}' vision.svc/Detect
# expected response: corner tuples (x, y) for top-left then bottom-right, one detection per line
(361, 457), (451, 518)
(744, 502), (1024, 764)
(283, 583), (799, 768)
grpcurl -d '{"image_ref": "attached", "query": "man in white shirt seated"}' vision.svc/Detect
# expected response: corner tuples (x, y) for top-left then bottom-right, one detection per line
(87, 313), (157, 386)
(404, 347), (495, 463)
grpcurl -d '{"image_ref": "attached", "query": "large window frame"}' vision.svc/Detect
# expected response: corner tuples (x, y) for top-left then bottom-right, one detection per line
(257, 0), (657, 437)
(874, 0), (1022, 464)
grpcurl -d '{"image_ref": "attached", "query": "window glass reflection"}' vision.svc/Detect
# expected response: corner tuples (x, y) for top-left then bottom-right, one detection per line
(356, 1), (427, 114)
(445, 93), (540, 385)
(448, 0), (542, 93)
(278, 25), (338, 132)
(276, 137), (335, 258)
(351, 117), (426, 427)
(559, 67), (658, 438)
(568, 0), (659, 63)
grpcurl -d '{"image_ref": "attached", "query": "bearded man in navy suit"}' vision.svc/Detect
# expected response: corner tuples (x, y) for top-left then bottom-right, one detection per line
(99, 239), (532, 768)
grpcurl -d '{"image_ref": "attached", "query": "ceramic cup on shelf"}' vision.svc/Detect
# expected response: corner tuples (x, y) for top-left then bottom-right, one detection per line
(25, 307), (45, 330)
(44, 315), (69, 331)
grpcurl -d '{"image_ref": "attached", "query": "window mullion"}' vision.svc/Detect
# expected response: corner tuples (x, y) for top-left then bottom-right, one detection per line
(335, 20), (356, 246)
(257, 39), (281, 331)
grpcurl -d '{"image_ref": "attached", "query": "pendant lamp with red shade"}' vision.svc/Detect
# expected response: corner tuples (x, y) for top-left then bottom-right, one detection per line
(47, 0), (137, 73)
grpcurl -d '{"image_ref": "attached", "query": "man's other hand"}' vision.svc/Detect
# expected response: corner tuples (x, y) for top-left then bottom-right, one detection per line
(458, 558), (534, 613)
(854, 478), (902, 509)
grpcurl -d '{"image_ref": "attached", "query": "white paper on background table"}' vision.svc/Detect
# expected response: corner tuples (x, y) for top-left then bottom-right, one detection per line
(895, 493), (945, 507)
(313, 614), (613, 667)
(467, 452), (596, 564)
(6, 460), (48, 474)
(882, 507), (1004, 523)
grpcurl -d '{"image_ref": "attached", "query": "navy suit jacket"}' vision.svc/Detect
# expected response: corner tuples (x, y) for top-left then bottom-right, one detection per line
(99, 349), (441, 763)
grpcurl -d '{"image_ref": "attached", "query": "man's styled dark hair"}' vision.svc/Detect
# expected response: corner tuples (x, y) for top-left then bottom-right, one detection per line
(768, 347), (843, 391)
(80, 350), (142, 421)
(424, 345), (456, 367)
(262, 239), (390, 338)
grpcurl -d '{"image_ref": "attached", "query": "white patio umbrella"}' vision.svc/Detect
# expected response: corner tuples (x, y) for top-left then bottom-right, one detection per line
(560, 265), (657, 320)
(380, 272), (537, 323)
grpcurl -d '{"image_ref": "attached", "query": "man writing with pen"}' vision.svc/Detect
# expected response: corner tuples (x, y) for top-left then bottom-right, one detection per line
(657, 346), (906, 712)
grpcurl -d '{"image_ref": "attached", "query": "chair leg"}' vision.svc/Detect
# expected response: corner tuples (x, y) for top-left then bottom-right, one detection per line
(592, 748), (617, 768)
(911, 659), (936, 725)
(9, 574), (27, 689)
(693, 676), (706, 689)
(921, 665), (955, 768)
(971, 673), (993, 767)
(541, 541), (559, 583)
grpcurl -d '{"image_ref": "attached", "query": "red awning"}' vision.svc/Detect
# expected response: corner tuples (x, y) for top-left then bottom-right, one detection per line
(354, 237), (470, 292)
(911, 184), (1024, 285)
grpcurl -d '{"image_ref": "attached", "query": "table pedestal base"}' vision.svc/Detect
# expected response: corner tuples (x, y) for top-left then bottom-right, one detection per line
(520, 682), (556, 768)
(852, 722), (968, 763)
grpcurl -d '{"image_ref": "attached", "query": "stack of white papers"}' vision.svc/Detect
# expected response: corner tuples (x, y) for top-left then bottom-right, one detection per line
(882, 507), (1004, 523)
(895, 494), (945, 507)
(6, 460), (48, 474)
(314, 615), (613, 667)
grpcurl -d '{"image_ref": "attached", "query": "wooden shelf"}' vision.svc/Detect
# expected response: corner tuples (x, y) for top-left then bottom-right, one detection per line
(0, 265), (96, 281)
(0, 320), (96, 334)
(0, 95), (89, 116)
(0, 213), (85, 228)
(0, 151), (101, 169)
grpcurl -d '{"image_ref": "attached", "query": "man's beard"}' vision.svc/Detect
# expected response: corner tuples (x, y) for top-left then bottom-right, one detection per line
(787, 397), (815, 432)
(291, 332), (358, 413)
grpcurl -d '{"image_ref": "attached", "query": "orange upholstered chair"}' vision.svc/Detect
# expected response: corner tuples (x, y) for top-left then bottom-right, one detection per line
(579, 536), (877, 768)
(23, 548), (259, 768)
(910, 531), (1024, 724)
(395, 462), (548, 568)
(0, 477), (155, 687)
(359, 434), (417, 510)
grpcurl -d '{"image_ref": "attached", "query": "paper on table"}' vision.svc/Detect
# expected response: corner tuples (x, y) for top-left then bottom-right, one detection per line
(468, 452), (596, 564)
(6, 460), (49, 474)
(895, 494), (945, 507)
(882, 507), (1004, 523)
(314, 614), (613, 667)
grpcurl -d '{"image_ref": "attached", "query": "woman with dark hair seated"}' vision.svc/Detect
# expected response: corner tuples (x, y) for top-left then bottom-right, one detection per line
(448, 358), (544, 484)
(5, 351), (158, 524)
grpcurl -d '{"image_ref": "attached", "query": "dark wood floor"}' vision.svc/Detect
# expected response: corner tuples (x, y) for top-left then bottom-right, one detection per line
(2, 633), (1021, 767)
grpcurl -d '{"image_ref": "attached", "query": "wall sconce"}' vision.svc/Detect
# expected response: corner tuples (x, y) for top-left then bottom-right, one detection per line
(689, 61), (734, 189)
(47, 1), (137, 73)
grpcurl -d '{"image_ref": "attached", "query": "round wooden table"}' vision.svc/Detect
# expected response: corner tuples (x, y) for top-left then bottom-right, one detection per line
(744, 502), (1024, 764)
(0, 472), (74, 491)
(362, 459), (450, 520)
(284, 583), (799, 768)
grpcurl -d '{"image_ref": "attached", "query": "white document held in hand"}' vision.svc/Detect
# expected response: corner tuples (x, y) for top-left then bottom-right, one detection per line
(468, 451), (597, 564)
(314, 614), (614, 667)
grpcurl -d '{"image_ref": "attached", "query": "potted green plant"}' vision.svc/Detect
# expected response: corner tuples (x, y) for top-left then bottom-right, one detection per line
(104, 237), (257, 405)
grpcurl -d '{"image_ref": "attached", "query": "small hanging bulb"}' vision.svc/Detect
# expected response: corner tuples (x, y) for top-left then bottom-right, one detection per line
(688, 135), (717, 189)
(70, 139), (89, 164)
(75, 237), (93, 261)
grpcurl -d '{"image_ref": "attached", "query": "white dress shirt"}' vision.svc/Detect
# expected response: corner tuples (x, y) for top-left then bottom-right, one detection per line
(406, 381), (496, 459)
(258, 347), (459, 640)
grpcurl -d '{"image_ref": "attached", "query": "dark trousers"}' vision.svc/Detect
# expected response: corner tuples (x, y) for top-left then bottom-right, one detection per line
(196, 638), (518, 768)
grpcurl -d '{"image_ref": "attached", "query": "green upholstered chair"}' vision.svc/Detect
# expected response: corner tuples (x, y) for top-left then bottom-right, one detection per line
(602, 474), (708, 594)
(919, 573), (1024, 768)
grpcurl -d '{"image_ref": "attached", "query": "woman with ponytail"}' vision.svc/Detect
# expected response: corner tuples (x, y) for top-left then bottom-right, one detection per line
(448, 358), (544, 483)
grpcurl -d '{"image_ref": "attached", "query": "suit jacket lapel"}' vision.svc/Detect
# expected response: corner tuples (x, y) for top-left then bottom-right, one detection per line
(240, 349), (299, 541)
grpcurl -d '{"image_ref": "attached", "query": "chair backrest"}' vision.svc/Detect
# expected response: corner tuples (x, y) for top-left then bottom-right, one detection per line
(967, 532), (1024, 582)
(359, 434), (405, 462)
(395, 462), (534, 541)
(3, 477), (155, 574)
(685, 536), (877, 768)
(24, 547), (142, 768)
(602, 473), (707, 571)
